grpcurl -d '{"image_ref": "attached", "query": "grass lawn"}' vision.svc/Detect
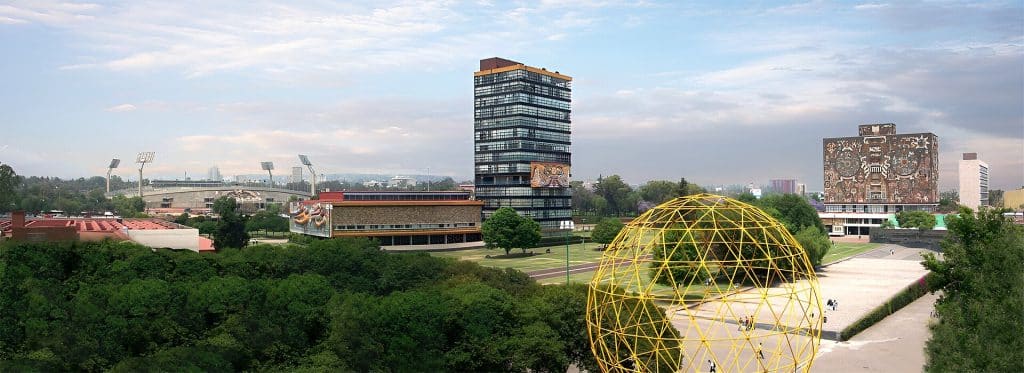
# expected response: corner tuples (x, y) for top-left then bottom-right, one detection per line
(822, 242), (880, 264)
(438, 239), (882, 288)
(429, 241), (608, 273)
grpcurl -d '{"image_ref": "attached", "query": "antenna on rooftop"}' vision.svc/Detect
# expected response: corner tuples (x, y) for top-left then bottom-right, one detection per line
(136, 152), (154, 198)
(261, 161), (274, 188)
(106, 158), (120, 193)
(298, 154), (317, 197)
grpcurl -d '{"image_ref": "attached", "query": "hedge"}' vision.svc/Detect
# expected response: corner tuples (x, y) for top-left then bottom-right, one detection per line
(838, 272), (935, 341)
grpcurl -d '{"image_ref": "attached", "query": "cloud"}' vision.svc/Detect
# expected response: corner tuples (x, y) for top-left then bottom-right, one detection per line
(854, 3), (889, 10)
(1, 1), (622, 80)
(105, 103), (137, 112)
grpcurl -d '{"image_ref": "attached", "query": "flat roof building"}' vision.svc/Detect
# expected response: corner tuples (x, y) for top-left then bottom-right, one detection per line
(821, 123), (940, 236)
(770, 179), (798, 194)
(289, 191), (483, 250)
(474, 57), (572, 233)
(958, 153), (989, 211)
(823, 123), (938, 213)
(0, 211), (212, 251)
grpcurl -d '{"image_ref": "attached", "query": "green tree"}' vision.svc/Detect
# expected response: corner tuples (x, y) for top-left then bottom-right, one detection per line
(591, 218), (624, 244)
(922, 208), (1024, 372)
(988, 189), (1004, 208)
(793, 226), (830, 266)
(937, 190), (959, 213)
(111, 195), (146, 217)
(896, 210), (936, 230)
(593, 175), (635, 216)
(675, 177), (690, 198)
(481, 207), (542, 255)
(756, 194), (825, 234)
(0, 163), (20, 212)
(638, 180), (677, 205)
(212, 197), (249, 249)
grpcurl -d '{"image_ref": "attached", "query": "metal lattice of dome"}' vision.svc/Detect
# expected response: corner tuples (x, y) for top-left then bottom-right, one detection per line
(586, 194), (823, 372)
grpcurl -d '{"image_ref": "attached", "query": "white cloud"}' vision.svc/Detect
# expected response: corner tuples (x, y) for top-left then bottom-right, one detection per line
(854, 3), (889, 11)
(105, 103), (137, 112)
(0, 1), (616, 80)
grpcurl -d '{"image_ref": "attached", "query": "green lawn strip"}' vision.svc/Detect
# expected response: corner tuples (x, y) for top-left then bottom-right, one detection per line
(430, 242), (608, 272)
(822, 242), (880, 264)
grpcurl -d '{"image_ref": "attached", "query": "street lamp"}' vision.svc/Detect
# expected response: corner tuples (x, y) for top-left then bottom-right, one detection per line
(298, 155), (316, 196)
(136, 152), (154, 198)
(560, 220), (575, 283)
(106, 158), (120, 193)
(260, 162), (275, 188)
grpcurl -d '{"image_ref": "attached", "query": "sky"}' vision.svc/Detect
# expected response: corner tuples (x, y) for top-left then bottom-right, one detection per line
(1, 0), (1022, 191)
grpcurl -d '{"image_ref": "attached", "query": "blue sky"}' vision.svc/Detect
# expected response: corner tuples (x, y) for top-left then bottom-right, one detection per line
(1, 0), (1021, 191)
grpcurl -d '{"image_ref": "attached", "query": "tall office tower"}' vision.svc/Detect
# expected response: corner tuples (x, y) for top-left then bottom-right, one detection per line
(208, 166), (221, 181)
(770, 179), (797, 194)
(823, 123), (939, 213)
(474, 57), (572, 233)
(958, 153), (989, 210)
(291, 167), (303, 184)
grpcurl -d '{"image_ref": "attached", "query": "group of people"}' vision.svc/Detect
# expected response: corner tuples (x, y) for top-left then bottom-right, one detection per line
(826, 298), (839, 311)
(737, 315), (756, 331)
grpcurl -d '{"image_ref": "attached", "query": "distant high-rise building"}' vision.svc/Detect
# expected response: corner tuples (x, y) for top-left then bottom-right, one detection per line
(474, 57), (572, 233)
(291, 167), (303, 184)
(823, 123), (938, 213)
(958, 153), (989, 210)
(770, 179), (797, 194)
(796, 183), (807, 196)
(208, 166), (221, 181)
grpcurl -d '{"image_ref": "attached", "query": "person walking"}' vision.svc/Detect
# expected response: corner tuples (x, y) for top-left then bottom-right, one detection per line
(757, 342), (764, 360)
(738, 316), (746, 331)
(708, 359), (716, 373)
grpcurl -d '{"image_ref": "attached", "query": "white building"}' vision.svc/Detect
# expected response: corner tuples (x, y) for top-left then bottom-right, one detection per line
(208, 166), (221, 181)
(291, 167), (303, 183)
(958, 153), (989, 210)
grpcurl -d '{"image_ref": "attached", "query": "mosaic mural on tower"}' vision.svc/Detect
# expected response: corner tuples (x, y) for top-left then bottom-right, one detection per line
(823, 125), (938, 205)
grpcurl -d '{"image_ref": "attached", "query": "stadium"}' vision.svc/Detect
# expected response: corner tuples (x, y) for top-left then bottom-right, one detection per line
(106, 179), (312, 215)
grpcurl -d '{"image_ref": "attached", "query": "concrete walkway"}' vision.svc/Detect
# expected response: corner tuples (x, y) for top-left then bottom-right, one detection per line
(816, 245), (932, 339)
(812, 292), (938, 372)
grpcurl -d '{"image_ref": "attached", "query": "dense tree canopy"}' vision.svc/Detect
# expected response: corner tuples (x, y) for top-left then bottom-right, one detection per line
(0, 238), (597, 371)
(481, 207), (542, 255)
(0, 163), (20, 212)
(755, 194), (826, 234)
(896, 210), (937, 230)
(591, 218), (624, 244)
(922, 208), (1024, 372)
(593, 175), (636, 216)
(212, 197), (249, 249)
(638, 180), (677, 205)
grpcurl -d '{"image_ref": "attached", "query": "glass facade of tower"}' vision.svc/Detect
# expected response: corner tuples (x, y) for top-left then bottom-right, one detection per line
(474, 58), (572, 232)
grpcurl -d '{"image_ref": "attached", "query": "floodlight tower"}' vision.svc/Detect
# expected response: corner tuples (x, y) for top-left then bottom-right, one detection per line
(106, 158), (121, 193)
(136, 152), (155, 198)
(261, 162), (274, 188)
(298, 154), (316, 196)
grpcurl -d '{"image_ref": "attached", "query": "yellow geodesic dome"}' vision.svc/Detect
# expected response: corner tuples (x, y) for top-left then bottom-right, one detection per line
(586, 194), (823, 372)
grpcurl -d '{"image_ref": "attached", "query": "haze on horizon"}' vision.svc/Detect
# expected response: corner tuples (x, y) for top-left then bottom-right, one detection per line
(1, 1), (1021, 191)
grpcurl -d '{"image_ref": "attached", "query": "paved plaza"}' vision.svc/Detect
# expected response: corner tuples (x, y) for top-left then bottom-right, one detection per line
(658, 245), (934, 372)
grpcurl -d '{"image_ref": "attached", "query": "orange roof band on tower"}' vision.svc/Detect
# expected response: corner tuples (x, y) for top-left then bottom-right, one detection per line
(475, 57), (572, 81)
